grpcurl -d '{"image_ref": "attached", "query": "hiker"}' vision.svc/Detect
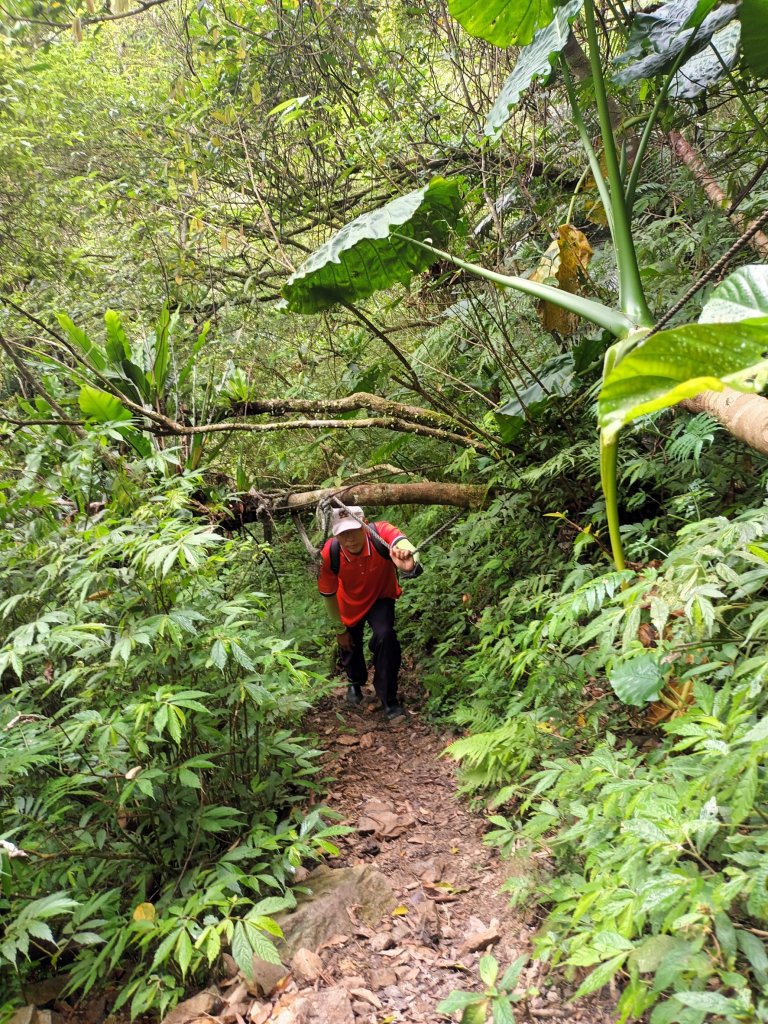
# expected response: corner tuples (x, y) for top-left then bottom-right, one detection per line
(318, 506), (421, 720)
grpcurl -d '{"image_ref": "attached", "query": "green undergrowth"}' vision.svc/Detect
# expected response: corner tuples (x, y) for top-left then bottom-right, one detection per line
(406, 423), (768, 1021)
(0, 444), (343, 1016)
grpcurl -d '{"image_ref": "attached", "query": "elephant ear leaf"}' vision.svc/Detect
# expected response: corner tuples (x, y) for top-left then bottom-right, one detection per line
(612, 0), (739, 86)
(448, 0), (555, 48)
(669, 22), (740, 99)
(740, 0), (768, 78)
(486, 0), (584, 136)
(279, 178), (463, 313)
(598, 265), (768, 440)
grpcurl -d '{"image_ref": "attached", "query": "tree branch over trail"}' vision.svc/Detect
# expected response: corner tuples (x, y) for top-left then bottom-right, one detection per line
(274, 481), (489, 512)
(159, 416), (488, 451)
(220, 481), (488, 535)
(222, 392), (477, 437)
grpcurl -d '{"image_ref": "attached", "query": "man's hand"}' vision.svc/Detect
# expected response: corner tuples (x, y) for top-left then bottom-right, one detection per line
(336, 629), (354, 651)
(390, 544), (416, 574)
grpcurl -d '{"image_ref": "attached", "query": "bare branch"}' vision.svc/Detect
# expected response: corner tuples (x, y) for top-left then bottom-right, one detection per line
(222, 391), (475, 435)
(1, 0), (175, 29)
(155, 415), (489, 451)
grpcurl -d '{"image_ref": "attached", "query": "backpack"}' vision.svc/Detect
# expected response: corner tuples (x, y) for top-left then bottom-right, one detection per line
(329, 523), (390, 574)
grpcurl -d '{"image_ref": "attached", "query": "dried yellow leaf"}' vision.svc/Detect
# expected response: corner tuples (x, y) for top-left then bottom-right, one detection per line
(531, 224), (593, 335)
(133, 902), (156, 922)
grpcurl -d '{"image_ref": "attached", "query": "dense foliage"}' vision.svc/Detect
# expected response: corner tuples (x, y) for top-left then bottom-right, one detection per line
(1, 0), (767, 1019)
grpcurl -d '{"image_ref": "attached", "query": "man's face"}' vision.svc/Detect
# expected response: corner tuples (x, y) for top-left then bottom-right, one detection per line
(337, 526), (366, 555)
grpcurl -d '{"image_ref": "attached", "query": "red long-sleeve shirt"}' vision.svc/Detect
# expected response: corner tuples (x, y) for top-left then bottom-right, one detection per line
(317, 521), (405, 626)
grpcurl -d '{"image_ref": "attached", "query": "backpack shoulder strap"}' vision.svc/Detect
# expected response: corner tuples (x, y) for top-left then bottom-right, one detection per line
(368, 524), (392, 562)
(329, 538), (340, 575)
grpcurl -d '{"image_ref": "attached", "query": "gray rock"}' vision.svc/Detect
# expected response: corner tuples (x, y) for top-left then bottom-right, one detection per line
(9, 1008), (36, 1024)
(369, 968), (397, 990)
(249, 956), (289, 997)
(368, 932), (395, 952)
(291, 948), (323, 984)
(35, 1013), (63, 1024)
(275, 866), (395, 959)
(458, 925), (501, 955)
(338, 975), (366, 990)
(161, 988), (221, 1024)
(23, 976), (70, 1007)
(271, 987), (354, 1024)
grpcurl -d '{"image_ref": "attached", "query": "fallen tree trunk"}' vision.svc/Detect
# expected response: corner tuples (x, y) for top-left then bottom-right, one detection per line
(680, 388), (768, 458)
(218, 481), (489, 533)
(274, 481), (489, 512)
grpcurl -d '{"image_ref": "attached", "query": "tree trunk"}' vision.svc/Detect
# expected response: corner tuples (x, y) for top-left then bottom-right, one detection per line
(668, 131), (768, 258)
(219, 481), (488, 534)
(274, 481), (489, 512)
(680, 388), (768, 458)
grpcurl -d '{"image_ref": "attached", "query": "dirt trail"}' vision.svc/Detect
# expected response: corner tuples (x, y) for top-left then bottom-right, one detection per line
(306, 674), (617, 1023)
(29, 676), (615, 1024)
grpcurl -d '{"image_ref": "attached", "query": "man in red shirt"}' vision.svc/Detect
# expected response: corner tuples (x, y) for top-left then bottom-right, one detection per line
(318, 506), (419, 720)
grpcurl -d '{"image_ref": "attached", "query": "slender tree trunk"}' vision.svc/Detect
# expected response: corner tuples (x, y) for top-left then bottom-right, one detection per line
(681, 388), (768, 458)
(668, 131), (768, 258)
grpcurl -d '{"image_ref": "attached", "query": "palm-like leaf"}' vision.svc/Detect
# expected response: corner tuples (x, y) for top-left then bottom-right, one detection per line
(279, 178), (463, 313)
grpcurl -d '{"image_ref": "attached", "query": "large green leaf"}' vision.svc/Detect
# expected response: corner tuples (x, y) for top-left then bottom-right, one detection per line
(151, 304), (176, 396)
(104, 309), (130, 364)
(670, 22), (741, 98)
(609, 653), (663, 706)
(495, 353), (576, 440)
(613, 0), (738, 86)
(78, 385), (133, 423)
(279, 178), (463, 313)
(448, 0), (555, 48)
(598, 266), (768, 439)
(698, 264), (768, 323)
(56, 313), (106, 371)
(740, 0), (768, 77)
(485, 0), (584, 136)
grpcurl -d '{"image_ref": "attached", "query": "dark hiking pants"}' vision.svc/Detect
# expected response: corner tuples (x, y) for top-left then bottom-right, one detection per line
(340, 597), (401, 706)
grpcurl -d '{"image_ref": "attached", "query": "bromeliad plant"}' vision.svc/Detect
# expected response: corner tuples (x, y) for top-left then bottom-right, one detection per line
(17, 305), (218, 471)
(277, 0), (768, 572)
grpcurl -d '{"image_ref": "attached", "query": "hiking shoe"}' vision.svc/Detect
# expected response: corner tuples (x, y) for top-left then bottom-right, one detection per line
(346, 685), (363, 706)
(385, 702), (405, 720)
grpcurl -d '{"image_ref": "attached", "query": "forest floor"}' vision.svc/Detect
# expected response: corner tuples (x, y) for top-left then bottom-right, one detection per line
(295, 670), (618, 1024)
